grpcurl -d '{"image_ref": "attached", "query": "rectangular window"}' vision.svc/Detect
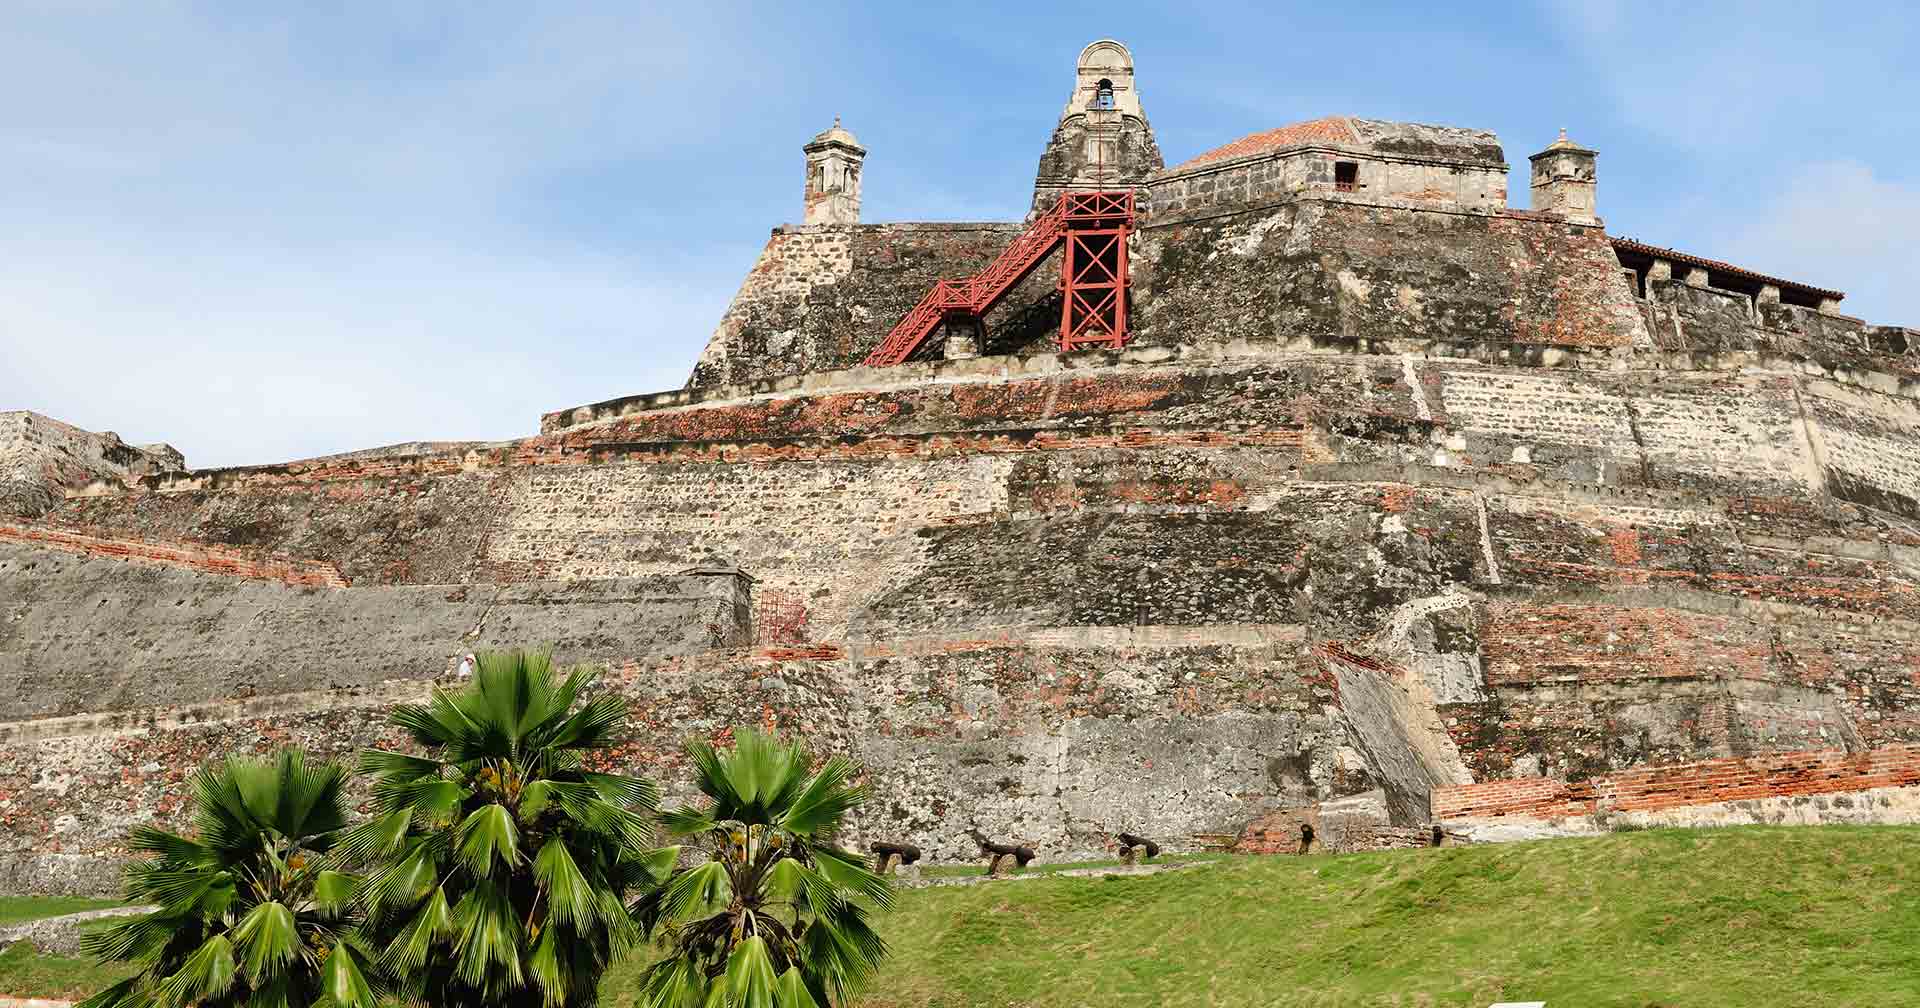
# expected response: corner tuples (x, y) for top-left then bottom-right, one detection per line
(1334, 162), (1359, 192)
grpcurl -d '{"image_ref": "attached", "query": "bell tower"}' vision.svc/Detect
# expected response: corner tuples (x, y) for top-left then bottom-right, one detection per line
(803, 117), (866, 226)
(1030, 40), (1164, 212)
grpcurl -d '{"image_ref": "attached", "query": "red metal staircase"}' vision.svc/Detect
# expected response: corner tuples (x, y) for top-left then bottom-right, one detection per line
(863, 191), (1135, 367)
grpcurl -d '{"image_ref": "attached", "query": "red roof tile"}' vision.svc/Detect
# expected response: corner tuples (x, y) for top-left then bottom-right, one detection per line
(1173, 116), (1358, 171)
(1611, 237), (1844, 302)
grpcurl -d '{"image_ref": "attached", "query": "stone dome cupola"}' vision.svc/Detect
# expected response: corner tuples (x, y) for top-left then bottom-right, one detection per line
(803, 116), (866, 226)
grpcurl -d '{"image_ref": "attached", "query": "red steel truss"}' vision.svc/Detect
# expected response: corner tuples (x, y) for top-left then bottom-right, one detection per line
(864, 191), (1135, 367)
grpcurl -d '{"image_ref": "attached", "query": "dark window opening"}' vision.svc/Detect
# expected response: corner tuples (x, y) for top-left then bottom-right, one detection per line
(1430, 826), (1444, 847)
(1334, 161), (1359, 192)
(1093, 78), (1115, 110)
(1299, 823), (1315, 853)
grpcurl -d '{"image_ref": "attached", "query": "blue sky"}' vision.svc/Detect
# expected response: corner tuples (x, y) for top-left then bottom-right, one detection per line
(3, 1), (1916, 468)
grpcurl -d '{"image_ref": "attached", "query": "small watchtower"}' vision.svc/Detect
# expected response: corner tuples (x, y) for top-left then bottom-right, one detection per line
(1530, 129), (1597, 224)
(803, 117), (866, 226)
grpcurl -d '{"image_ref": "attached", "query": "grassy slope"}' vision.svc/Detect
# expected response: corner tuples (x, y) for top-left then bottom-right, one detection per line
(843, 825), (1920, 1008)
(8, 827), (1918, 1005)
(0, 898), (124, 928)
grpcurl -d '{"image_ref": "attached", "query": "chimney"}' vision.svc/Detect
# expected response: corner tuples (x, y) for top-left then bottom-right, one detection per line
(1529, 129), (1597, 224)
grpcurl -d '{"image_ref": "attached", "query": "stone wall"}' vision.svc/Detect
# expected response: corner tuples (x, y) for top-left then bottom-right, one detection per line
(686, 223), (1063, 389)
(0, 543), (750, 720)
(1432, 746), (1920, 826)
(1143, 148), (1507, 220)
(0, 522), (349, 587)
(0, 412), (183, 519)
(7, 333), (1920, 891)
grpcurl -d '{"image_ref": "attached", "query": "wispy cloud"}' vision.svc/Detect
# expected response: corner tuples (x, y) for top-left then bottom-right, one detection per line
(1722, 161), (1920, 325)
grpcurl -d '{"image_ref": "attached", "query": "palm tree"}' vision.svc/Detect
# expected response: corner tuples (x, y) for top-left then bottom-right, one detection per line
(76, 749), (382, 1008)
(338, 650), (659, 1008)
(632, 729), (893, 1008)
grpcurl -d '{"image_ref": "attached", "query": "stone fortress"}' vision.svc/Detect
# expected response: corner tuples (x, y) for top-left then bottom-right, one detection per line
(4, 39), (1918, 893)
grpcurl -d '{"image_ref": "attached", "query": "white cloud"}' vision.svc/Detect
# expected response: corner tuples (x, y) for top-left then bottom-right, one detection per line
(0, 235), (716, 467)
(1724, 160), (1920, 327)
(0, 5), (771, 468)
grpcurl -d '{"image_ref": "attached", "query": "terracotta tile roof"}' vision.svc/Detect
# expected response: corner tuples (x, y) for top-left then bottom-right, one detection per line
(1611, 237), (1844, 302)
(1172, 116), (1358, 171)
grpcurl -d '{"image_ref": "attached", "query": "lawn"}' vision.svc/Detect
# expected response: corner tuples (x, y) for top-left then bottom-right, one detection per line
(8, 826), (1918, 1006)
(0, 897), (124, 928)
(830, 825), (1920, 1008)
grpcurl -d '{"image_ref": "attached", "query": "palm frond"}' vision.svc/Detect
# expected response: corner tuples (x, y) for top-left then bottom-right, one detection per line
(774, 965), (823, 1008)
(764, 858), (845, 917)
(658, 805), (719, 838)
(798, 901), (890, 1006)
(119, 864), (220, 916)
(319, 937), (381, 1008)
(355, 838), (438, 913)
(231, 901), (301, 978)
(652, 861), (732, 925)
(808, 844), (894, 909)
(355, 749), (442, 784)
(155, 933), (237, 1006)
(581, 770), (660, 811)
(448, 880), (525, 989)
(328, 809), (414, 868)
(723, 934), (779, 1008)
(377, 884), (453, 976)
(532, 838), (597, 928)
(313, 870), (362, 915)
(526, 921), (568, 1008)
(455, 802), (523, 877)
(271, 747), (349, 840)
(543, 695), (628, 753)
(635, 845), (684, 885)
(71, 976), (153, 1008)
(684, 740), (744, 815)
(81, 913), (182, 964)
(775, 756), (866, 839)
(123, 827), (212, 868)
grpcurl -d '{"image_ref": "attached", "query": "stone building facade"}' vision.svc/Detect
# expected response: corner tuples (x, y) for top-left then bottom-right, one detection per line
(4, 40), (1919, 891)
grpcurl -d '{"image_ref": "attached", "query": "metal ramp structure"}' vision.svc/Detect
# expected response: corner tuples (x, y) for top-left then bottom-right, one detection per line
(863, 191), (1135, 367)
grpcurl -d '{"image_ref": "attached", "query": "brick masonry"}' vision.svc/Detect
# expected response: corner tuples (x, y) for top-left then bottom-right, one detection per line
(1432, 745), (1920, 821)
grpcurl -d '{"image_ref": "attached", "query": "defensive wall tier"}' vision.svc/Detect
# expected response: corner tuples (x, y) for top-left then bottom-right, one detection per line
(6, 333), (1920, 891)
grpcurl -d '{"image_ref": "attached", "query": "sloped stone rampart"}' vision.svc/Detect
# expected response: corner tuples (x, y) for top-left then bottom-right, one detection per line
(0, 542), (750, 720)
(0, 523), (348, 587)
(1432, 746), (1920, 821)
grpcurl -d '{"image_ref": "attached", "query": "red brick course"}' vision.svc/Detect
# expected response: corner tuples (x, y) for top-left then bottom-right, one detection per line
(1433, 745), (1920, 821)
(0, 523), (349, 588)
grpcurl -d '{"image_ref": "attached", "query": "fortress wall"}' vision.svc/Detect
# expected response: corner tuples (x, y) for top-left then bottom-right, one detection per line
(686, 223), (1065, 389)
(0, 630), (1335, 893)
(8, 347), (1920, 890)
(1128, 199), (1648, 354)
(1, 412), (183, 519)
(1432, 745), (1920, 823)
(0, 538), (750, 720)
(0, 523), (348, 587)
(57, 471), (508, 585)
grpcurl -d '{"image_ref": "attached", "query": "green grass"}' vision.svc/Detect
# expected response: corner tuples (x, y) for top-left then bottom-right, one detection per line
(828, 825), (1920, 1008)
(0, 942), (134, 999)
(9, 827), (1919, 1006)
(917, 852), (1219, 878)
(0, 897), (125, 928)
